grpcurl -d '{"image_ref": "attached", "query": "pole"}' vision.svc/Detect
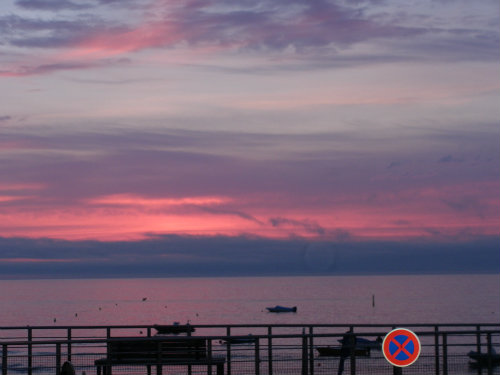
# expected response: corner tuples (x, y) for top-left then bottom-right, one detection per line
(67, 328), (72, 362)
(56, 343), (61, 375)
(434, 325), (440, 375)
(487, 333), (492, 375)
(28, 327), (32, 375)
(309, 327), (314, 375)
(268, 326), (273, 375)
(301, 333), (308, 375)
(255, 338), (260, 375)
(226, 326), (231, 375)
(442, 334), (448, 375)
(349, 329), (355, 375)
(2, 344), (7, 375)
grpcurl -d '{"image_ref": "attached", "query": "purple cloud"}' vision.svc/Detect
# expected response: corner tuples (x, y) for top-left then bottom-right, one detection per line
(1, 125), (498, 205)
(1, 0), (497, 76)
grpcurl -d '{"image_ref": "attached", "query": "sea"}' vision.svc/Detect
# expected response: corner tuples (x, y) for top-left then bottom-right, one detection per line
(0, 274), (499, 327)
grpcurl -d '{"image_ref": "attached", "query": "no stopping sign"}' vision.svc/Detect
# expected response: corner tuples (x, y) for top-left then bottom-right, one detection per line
(382, 328), (421, 367)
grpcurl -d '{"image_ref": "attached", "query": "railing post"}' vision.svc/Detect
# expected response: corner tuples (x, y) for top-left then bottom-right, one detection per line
(255, 338), (260, 375)
(2, 344), (7, 375)
(207, 340), (213, 375)
(28, 327), (32, 375)
(308, 327), (314, 375)
(67, 328), (72, 362)
(487, 333), (493, 375)
(476, 325), (481, 354)
(267, 326), (273, 375)
(56, 343), (61, 375)
(442, 334), (448, 375)
(301, 333), (308, 375)
(188, 329), (193, 375)
(349, 329), (355, 375)
(434, 325), (440, 375)
(476, 326), (482, 375)
(226, 326), (231, 375)
(156, 340), (162, 375)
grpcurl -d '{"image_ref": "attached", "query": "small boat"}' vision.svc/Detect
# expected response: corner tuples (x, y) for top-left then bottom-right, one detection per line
(338, 337), (382, 350)
(219, 335), (256, 345)
(266, 305), (297, 313)
(468, 349), (500, 367)
(154, 323), (196, 335)
(316, 346), (371, 357)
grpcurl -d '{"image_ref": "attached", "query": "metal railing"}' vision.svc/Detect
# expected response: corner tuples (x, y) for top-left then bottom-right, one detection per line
(1, 323), (499, 375)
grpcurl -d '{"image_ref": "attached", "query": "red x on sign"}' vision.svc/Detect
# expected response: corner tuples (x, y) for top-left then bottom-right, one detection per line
(382, 328), (421, 367)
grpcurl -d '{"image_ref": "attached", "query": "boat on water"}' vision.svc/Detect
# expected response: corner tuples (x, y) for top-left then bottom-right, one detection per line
(219, 335), (257, 345)
(266, 305), (297, 313)
(316, 346), (371, 357)
(468, 349), (500, 367)
(338, 336), (382, 350)
(154, 323), (196, 335)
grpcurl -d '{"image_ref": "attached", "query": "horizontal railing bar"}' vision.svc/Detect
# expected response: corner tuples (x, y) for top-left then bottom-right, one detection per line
(2, 329), (499, 346)
(1, 322), (499, 330)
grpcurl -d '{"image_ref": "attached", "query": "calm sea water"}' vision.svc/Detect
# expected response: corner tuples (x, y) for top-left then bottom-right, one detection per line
(0, 274), (498, 327)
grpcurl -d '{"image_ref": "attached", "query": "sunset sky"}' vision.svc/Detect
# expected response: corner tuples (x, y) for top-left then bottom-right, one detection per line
(0, 0), (499, 277)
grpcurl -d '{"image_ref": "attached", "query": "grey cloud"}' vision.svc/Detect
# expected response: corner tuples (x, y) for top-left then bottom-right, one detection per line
(270, 217), (326, 235)
(438, 154), (464, 163)
(200, 207), (264, 225)
(2, 58), (130, 76)
(0, 116), (12, 122)
(393, 220), (411, 226)
(15, 0), (91, 11)
(14, 0), (142, 11)
(0, 234), (498, 279)
(176, 0), (423, 52)
(387, 161), (401, 169)
(1, 14), (94, 37)
(441, 197), (487, 218)
(0, 14), (122, 49)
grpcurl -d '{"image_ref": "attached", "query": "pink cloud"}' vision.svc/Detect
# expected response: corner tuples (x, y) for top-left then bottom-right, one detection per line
(88, 194), (229, 207)
(1, 183), (498, 242)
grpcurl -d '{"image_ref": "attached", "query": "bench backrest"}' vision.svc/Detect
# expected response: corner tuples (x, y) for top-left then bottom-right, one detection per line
(107, 338), (207, 361)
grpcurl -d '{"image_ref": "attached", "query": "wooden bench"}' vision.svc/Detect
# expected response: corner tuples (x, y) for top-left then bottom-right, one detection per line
(95, 337), (225, 375)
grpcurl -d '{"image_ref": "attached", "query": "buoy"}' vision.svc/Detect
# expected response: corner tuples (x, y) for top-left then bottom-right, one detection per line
(372, 294), (375, 308)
